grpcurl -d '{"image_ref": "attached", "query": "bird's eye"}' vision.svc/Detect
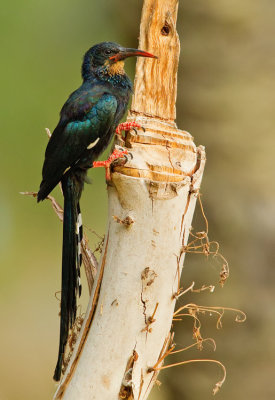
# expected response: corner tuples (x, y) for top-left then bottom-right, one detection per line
(105, 49), (112, 55)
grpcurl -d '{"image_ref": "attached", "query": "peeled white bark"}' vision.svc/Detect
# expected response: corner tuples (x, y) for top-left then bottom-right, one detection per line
(54, 135), (205, 400)
(54, 1), (205, 398)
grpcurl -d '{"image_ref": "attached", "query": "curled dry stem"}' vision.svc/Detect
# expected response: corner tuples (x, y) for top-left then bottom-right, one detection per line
(152, 358), (226, 395)
(175, 282), (215, 301)
(185, 193), (230, 287)
(148, 344), (176, 372)
(174, 303), (246, 330)
(170, 338), (217, 355)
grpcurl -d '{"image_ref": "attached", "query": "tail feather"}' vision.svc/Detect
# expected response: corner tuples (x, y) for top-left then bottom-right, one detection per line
(53, 174), (80, 381)
(76, 202), (83, 297)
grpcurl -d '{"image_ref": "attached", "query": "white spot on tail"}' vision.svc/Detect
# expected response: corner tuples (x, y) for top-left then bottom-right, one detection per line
(78, 213), (83, 229)
(78, 276), (82, 296)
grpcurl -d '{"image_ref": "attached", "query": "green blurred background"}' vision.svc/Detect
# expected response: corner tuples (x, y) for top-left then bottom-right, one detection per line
(1, 1), (274, 399)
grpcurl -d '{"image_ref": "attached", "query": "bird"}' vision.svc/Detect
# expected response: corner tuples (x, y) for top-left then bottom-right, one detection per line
(37, 41), (157, 381)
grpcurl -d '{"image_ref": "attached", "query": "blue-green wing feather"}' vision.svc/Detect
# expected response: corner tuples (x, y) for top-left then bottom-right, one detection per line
(38, 88), (117, 199)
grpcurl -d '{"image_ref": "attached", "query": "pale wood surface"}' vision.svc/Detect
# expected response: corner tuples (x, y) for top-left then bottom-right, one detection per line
(131, 0), (180, 121)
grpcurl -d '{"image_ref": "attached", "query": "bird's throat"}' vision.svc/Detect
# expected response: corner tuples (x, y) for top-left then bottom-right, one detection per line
(105, 60), (125, 76)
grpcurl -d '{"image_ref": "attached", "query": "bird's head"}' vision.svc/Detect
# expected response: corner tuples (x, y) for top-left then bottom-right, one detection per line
(82, 42), (157, 80)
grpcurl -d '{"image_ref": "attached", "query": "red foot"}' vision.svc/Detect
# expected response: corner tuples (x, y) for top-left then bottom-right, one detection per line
(115, 121), (142, 137)
(93, 149), (128, 180)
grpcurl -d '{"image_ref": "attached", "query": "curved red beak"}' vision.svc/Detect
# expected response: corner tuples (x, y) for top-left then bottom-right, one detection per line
(109, 48), (157, 62)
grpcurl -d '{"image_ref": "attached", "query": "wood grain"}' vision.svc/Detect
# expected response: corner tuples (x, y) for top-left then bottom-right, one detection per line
(131, 0), (180, 122)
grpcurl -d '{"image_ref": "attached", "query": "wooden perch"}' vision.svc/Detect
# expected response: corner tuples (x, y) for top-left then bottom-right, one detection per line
(53, 0), (205, 399)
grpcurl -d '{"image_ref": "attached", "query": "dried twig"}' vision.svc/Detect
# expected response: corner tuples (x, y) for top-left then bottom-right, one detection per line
(20, 190), (98, 293)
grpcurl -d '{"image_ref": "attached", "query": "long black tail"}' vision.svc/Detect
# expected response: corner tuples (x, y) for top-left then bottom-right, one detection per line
(53, 173), (83, 381)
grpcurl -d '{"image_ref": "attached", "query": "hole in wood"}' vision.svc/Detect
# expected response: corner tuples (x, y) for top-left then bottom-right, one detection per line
(161, 22), (170, 36)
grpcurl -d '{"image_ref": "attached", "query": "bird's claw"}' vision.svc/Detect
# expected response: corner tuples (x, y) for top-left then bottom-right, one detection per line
(115, 121), (145, 138)
(112, 150), (133, 166)
(93, 148), (129, 181)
